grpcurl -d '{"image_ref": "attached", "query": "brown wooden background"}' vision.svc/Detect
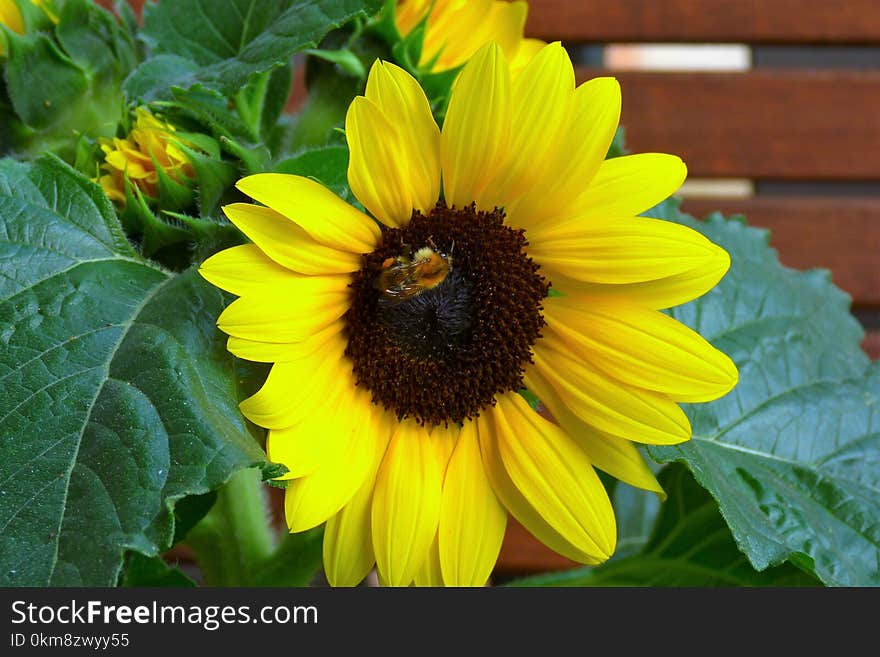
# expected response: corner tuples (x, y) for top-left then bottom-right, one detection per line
(104, 0), (879, 582)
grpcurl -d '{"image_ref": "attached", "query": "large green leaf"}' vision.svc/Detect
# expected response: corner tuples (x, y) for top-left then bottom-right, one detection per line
(646, 205), (879, 586)
(510, 465), (817, 586)
(131, 0), (383, 99)
(0, 156), (266, 586)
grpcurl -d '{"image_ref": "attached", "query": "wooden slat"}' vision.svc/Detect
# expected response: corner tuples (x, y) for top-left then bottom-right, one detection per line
(577, 69), (880, 180)
(680, 197), (880, 307)
(864, 331), (880, 359)
(496, 520), (578, 575)
(528, 0), (880, 44)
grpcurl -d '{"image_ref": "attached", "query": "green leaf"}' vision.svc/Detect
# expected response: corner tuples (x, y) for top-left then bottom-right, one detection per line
(56, 0), (137, 84)
(0, 155), (267, 586)
(138, 0), (383, 98)
(608, 476), (662, 561)
(510, 465), (818, 586)
(120, 553), (196, 587)
(3, 31), (89, 129)
(123, 54), (200, 103)
(644, 204), (879, 587)
(275, 144), (353, 202)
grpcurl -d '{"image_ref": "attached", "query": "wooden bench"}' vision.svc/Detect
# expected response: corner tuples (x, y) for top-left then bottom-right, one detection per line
(496, 0), (880, 577)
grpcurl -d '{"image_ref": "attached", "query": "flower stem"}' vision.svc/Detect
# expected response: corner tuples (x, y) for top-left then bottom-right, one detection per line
(184, 467), (275, 586)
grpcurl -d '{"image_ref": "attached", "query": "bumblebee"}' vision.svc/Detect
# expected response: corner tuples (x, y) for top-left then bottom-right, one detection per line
(375, 242), (453, 303)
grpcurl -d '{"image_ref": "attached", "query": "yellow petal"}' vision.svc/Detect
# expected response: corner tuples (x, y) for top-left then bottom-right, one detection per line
(545, 297), (738, 402)
(529, 216), (729, 286)
(522, 365), (663, 495)
(285, 390), (381, 532)
(532, 338), (692, 445)
(221, 204), (362, 275)
(439, 420), (507, 586)
(240, 334), (346, 429)
(508, 76), (621, 229)
(441, 42), (511, 210)
(266, 381), (354, 480)
(236, 174), (380, 252)
(346, 96), (415, 227)
(577, 153), (687, 219)
(200, 243), (343, 298)
(226, 322), (343, 364)
(363, 60), (441, 216)
(551, 251), (731, 310)
(413, 535), (444, 587)
(478, 412), (599, 563)
(395, 0), (431, 35)
(490, 42), (575, 209)
(216, 276), (349, 343)
(371, 421), (443, 587)
(421, 0), (492, 70)
(323, 476), (376, 587)
(510, 38), (547, 74)
(323, 414), (394, 586)
(430, 0), (527, 72)
(485, 393), (616, 562)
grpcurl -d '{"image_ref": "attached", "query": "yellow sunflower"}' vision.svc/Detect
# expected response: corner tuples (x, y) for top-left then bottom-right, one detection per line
(97, 107), (194, 205)
(394, 0), (545, 72)
(199, 42), (738, 587)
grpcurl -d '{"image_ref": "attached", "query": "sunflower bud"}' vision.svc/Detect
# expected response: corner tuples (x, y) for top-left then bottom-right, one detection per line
(97, 107), (196, 208)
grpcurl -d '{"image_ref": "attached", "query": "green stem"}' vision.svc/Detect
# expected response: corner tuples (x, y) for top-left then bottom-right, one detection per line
(184, 467), (275, 586)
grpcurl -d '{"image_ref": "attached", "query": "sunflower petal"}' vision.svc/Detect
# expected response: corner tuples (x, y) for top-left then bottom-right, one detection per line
(508, 76), (621, 228)
(285, 391), (384, 532)
(363, 61), (441, 216)
(266, 383), (352, 479)
(199, 243), (301, 297)
(413, 535), (444, 587)
(441, 42), (512, 210)
(322, 475), (376, 587)
(236, 174), (380, 252)
(226, 322), (342, 364)
(216, 277), (348, 343)
(490, 42), (574, 208)
(478, 412), (597, 563)
(578, 153), (687, 219)
(322, 409), (394, 586)
(545, 297), (738, 402)
(371, 422), (443, 586)
(484, 393), (616, 562)
(222, 204), (362, 275)
(523, 365), (664, 495)
(346, 96), (414, 227)
(439, 420), (507, 587)
(533, 338), (691, 445)
(240, 332), (346, 430)
(529, 216), (730, 286)
(510, 38), (548, 74)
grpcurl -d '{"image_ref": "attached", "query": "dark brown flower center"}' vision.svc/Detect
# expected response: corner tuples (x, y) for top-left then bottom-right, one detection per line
(343, 202), (549, 426)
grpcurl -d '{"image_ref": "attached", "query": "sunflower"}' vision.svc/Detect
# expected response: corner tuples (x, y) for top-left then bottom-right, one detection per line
(394, 0), (545, 73)
(199, 42), (738, 587)
(97, 107), (194, 205)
